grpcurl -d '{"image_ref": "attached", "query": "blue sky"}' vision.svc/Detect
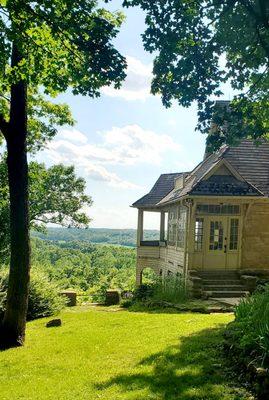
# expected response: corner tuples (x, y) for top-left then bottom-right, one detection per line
(37, 1), (230, 229)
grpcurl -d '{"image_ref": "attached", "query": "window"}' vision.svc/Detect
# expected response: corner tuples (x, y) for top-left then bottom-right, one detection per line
(194, 218), (204, 251)
(168, 207), (177, 246)
(177, 207), (187, 248)
(196, 204), (240, 215)
(209, 221), (224, 250)
(230, 218), (239, 250)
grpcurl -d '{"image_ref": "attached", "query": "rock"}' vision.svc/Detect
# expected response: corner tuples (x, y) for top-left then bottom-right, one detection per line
(60, 291), (77, 307)
(46, 319), (62, 328)
(105, 290), (121, 306)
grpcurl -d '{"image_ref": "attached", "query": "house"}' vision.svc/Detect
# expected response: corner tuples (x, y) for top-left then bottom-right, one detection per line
(132, 139), (269, 298)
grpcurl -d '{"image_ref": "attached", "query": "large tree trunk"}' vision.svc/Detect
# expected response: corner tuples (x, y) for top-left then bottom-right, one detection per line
(0, 44), (30, 349)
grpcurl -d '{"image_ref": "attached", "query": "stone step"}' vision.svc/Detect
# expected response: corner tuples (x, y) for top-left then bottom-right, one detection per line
(203, 284), (246, 291)
(201, 273), (239, 279)
(203, 277), (241, 285)
(202, 279), (242, 285)
(203, 290), (249, 298)
(200, 270), (239, 277)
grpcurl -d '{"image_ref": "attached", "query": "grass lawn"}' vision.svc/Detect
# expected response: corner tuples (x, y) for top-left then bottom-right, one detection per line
(0, 307), (252, 400)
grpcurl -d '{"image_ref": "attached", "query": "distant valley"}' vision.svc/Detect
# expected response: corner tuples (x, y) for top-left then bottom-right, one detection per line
(32, 227), (160, 247)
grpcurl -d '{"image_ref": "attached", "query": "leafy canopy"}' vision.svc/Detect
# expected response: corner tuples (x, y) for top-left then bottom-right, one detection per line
(124, 0), (269, 150)
(0, 0), (126, 98)
(0, 158), (92, 260)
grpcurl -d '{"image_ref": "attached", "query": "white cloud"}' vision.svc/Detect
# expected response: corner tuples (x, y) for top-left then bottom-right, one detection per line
(43, 124), (181, 189)
(45, 141), (140, 190)
(88, 205), (162, 229)
(58, 128), (88, 144)
(102, 56), (153, 101)
(101, 124), (181, 165)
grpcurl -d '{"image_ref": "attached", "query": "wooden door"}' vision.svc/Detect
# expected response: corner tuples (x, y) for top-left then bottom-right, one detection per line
(203, 216), (241, 269)
(204, 216), (228, 269)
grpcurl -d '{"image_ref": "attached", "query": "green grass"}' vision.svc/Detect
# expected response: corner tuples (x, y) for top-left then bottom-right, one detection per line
(0, 307), (252, 400)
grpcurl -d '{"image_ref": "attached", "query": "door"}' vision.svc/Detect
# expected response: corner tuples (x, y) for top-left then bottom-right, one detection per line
(203, 216), (240, 269)
(204, 217), (228, 269)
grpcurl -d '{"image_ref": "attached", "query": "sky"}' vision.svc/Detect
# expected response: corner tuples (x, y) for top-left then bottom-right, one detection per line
(36, 1), (230, 230)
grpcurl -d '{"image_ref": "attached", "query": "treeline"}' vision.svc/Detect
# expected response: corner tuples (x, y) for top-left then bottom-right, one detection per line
(31, 238), (136, 298)
(32, 227), (160, 247)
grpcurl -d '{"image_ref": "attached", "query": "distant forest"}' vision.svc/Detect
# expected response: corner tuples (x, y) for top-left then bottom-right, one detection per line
(32, 227), (160, 247)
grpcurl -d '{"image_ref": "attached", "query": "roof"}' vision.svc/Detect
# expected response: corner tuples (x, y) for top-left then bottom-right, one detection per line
(190, 175), (262, 196)
(132, 139), (269, 208)
(132, 173), (184, 208)
(224, 140), (269, 197)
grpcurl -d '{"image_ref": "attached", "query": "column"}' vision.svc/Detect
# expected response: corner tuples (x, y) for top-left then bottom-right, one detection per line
(160, 211), (165, 242)
(137, 209), (144, 246)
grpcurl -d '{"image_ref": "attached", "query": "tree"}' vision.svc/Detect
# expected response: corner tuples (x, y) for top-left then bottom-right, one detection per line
(124, 0), (269, 150)
(0, 0), (126, 348)
(0, 159), (92, 261)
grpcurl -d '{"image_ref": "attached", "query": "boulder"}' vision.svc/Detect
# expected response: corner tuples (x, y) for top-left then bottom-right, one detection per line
(46, 319), (62, 328)
(105, 290), (121, 306)
(60, 290), (77, 306)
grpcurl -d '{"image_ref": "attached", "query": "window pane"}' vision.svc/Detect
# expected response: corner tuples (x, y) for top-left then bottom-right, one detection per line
(177, 207), (187, 248)
(209, 221), (224, 250)
(194, 218), (204, 251)
(197, 204), (240, 215)
(230, 218), (239, 250)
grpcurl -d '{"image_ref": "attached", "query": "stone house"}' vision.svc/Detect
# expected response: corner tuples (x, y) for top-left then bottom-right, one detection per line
(132, 139), (269, 298)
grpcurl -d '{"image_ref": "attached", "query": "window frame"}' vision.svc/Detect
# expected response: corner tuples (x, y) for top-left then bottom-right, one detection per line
(194, 217), (204, 252)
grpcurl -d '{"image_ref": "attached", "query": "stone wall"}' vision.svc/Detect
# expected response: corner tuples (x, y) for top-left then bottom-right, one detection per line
(242, 202), (269, 270)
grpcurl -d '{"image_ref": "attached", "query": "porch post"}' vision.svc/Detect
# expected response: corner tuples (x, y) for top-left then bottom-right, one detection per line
(160, 211), (165, 242)
(137, 209), (144, 246)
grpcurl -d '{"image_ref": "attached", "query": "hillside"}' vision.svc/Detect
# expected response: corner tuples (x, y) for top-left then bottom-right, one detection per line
(32, 227), (160, 247)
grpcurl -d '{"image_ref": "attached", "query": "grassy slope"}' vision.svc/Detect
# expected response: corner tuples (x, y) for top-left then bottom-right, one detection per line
(0, 308), (251, 400)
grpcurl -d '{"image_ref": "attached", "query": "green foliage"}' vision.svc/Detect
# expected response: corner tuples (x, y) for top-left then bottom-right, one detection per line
(133, 275), (189, 304)
(229, 286), (269, 367)
(152, 275), (189, 304)
(133, 284), (154, 301)
(0, 1), (126, 98)
(31, 238), (136, 295)
(0, 87), (75, 151)
(124, 0), (269, 148)
(0, 268), (66, 320)
(0, 159), (92, 260)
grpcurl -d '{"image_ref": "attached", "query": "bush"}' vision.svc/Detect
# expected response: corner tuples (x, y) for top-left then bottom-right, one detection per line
(133, 284), (155, 301)
(229, 285), (269, 367)
(0, 268), (66, 321)
(152, 275), (189, 303)
(133, 275), (189, 305)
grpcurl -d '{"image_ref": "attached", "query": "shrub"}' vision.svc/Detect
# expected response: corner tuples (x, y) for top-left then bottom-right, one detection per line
(230, 285), (269, 366)
(133, 284), (155, 301)
(133, 275), (189, 305)
(0, 268), (66, 321)
(152, 275), (189, 303)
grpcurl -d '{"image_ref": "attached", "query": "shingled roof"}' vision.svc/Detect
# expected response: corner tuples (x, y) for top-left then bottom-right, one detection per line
(132, 139), (269, 208)
(132, 173), (184, 208)
(224, 140), (269, 197)
(190, 174), (262, 196)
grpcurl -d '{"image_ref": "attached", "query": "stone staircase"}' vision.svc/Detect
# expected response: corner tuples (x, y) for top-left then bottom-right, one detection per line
(200, 270), (249, 300)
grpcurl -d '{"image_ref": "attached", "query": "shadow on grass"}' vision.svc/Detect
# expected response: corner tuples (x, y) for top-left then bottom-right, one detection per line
(124, 300), (228, 315)
(95, 326), (249, 400)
